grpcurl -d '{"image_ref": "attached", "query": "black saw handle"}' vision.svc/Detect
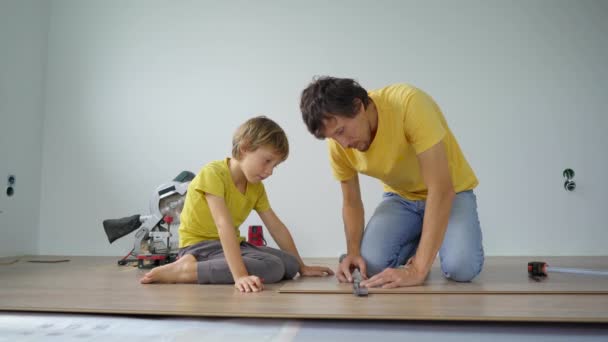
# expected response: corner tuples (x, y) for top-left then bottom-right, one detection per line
(103, 214), (142, 243)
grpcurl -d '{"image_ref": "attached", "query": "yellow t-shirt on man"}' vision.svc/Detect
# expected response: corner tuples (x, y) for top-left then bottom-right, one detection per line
(178, 159), (271, 248)
(328, 84), (478, 201)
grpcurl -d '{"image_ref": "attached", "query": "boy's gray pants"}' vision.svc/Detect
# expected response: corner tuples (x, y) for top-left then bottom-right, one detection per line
(178, 240), (300, 284)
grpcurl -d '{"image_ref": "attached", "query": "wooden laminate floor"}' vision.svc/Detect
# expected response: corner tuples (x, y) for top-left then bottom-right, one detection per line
(0, 255), (607, 323)
(280, 256), (608, 294)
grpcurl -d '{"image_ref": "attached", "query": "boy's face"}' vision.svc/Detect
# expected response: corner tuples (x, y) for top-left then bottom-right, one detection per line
(240, 145), (284, 183)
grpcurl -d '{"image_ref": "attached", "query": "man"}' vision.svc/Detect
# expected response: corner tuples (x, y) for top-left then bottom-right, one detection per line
(300, 76), (484, 288)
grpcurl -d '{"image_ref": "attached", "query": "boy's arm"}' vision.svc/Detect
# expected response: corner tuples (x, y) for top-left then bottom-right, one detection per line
(205, 193), (249, 280)
(258, 208), (304, 267)
(258, 209), (334, 277)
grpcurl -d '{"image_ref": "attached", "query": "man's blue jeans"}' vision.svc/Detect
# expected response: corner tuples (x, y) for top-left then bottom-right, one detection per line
(360, 190), (484, 282)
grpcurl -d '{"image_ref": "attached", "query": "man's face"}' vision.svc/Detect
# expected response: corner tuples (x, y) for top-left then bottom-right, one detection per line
(321, 101), (371, 152)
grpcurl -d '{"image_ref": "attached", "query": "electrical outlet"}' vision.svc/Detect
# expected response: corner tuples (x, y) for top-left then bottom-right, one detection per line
(6, 174), (15, 197)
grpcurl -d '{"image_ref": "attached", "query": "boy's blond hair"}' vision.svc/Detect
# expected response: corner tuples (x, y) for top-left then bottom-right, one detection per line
(232, 116), (289, 161)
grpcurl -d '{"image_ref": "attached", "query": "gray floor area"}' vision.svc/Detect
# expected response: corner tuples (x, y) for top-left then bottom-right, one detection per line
(1, 312), (607, 341)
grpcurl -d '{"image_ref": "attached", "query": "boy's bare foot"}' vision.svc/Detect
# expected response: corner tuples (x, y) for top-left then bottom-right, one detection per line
(140, 254), (198, 284)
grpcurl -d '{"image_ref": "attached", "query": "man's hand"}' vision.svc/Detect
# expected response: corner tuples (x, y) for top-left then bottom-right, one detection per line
(360, 261), (428, 288)
(300, 265), (335, 277)
(337, 255), (368, 283)
(234, 275), (264, 293)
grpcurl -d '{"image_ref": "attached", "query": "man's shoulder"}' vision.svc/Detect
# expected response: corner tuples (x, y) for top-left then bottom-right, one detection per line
(369, 83), (418, 99)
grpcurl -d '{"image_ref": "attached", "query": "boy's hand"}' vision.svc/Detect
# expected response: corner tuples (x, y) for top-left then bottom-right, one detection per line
(300, 265), (335, 277)
(235, 275), (264, 293)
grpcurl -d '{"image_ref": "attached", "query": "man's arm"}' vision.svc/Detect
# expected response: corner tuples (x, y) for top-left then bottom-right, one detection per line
(361, 141), (454, 288)
(412, 140), (455, 272)
(341, 175), (365, 256)
(337, 174), (368, 282)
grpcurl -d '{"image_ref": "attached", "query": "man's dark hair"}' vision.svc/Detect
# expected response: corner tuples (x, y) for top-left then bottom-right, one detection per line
(300, 76), (370, 139)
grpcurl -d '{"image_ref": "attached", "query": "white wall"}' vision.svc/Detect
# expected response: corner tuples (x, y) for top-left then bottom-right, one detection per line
(36, 0), (607, 257)
(0, 0), (49, 257)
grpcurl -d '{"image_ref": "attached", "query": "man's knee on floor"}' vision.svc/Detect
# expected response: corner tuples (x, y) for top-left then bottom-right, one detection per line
(441, 255), (483, 282)
(361, 252), (397, 277)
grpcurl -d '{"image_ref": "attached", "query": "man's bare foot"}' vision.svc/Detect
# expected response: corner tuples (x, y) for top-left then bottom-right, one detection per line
(140, 254), (198, 284)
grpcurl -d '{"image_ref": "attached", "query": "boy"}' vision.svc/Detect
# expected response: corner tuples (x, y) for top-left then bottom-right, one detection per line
(141, 116), (333, 292)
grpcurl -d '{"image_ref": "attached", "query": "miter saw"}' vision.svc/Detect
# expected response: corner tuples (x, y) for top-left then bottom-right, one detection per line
(102, 171), (195, 268)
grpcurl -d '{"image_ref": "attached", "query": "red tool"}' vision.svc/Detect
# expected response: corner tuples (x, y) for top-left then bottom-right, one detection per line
(248, 225), (267, 246)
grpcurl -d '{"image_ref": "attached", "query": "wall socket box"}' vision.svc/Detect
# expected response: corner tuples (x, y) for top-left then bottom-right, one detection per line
(6, 174), (15, 197)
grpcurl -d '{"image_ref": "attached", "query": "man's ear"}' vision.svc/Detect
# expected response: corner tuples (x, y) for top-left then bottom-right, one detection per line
(320, 115), (337, 139)
(352, 98), (364, 114)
